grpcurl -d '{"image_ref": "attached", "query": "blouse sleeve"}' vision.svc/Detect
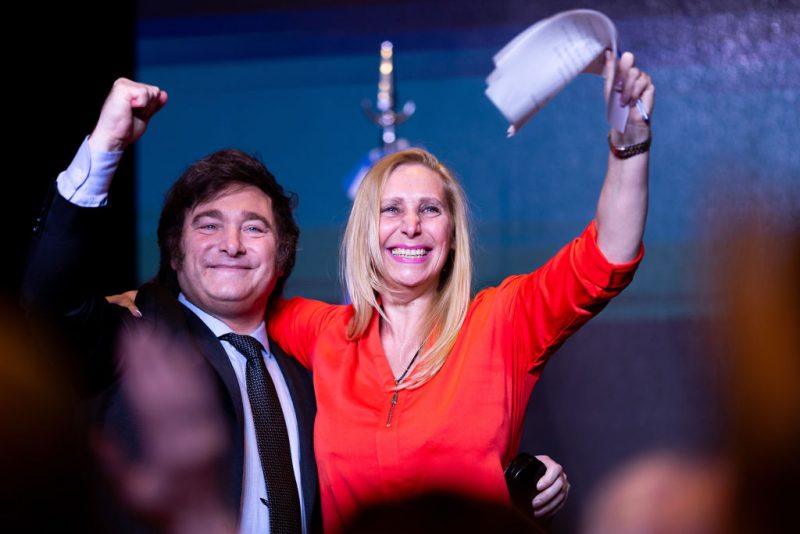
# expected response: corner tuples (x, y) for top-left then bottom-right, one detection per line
(480, 220), (643, 372)
(267, 297), (342, 370)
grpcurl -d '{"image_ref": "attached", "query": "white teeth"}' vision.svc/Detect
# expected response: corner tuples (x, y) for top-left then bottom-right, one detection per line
(391, 248), (428, 258)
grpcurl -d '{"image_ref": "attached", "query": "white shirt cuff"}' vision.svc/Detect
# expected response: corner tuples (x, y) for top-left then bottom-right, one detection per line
(56, 136), (124, 207)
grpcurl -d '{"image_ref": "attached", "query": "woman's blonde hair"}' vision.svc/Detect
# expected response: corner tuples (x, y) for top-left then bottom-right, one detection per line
(341, 148), (472, 389)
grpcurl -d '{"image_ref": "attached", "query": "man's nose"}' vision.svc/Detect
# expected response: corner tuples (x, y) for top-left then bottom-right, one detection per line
(220, 227), (245, 255)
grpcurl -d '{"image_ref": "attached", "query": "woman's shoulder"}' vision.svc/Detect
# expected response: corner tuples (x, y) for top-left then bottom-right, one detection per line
(471, 272), (539, 306)
(272, 296), (354, 326)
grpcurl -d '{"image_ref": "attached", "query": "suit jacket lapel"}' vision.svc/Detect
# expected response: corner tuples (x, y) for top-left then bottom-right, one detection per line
(181, 308), (246, 427)
(137, 283), (246, 430)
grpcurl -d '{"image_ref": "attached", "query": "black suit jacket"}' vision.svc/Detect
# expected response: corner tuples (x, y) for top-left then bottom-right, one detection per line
(22, 190), (319, 531)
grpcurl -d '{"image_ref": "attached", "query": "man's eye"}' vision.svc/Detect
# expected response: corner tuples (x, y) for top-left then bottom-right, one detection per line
(245, 225), (265, 233)
(201, 224), (218, 231)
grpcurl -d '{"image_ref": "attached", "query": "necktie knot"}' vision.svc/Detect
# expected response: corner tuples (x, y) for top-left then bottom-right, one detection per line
(220, 333), (263, 362)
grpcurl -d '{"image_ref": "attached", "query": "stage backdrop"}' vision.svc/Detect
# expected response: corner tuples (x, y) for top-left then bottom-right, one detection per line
(135, 1), (799, 530)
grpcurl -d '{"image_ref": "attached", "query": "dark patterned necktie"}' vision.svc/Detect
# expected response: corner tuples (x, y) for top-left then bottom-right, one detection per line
(220, 333), (302, 534)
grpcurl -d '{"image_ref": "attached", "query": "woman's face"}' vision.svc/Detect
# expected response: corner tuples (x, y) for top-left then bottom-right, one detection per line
(378, 163), (453, 296)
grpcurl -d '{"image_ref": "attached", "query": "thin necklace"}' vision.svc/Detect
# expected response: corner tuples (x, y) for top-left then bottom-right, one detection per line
(386, 346), (421, 428)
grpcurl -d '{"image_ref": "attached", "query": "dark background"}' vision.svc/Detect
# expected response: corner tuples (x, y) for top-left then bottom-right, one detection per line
(8, 2), (136, 299)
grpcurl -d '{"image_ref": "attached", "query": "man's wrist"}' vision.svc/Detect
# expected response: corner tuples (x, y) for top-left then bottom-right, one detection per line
(88, 131), (126, 153)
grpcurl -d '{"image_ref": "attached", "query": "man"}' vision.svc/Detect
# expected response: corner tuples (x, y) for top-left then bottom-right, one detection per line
(22, 78), (317, 533)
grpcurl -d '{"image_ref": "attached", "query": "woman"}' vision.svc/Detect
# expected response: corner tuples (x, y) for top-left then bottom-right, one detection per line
(267, 51), (653, 531)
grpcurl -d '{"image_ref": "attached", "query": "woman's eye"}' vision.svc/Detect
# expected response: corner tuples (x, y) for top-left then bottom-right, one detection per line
(422, 205), (441, 215)
(381, 206), (399, 214)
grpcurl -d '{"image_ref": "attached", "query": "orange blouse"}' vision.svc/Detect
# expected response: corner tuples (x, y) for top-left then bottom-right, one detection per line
(269, 221), (642, 532)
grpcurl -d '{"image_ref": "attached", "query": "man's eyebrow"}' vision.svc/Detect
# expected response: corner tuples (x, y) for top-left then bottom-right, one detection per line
(191, 209), (272, 228)
(191, 209), (223, 224)
(242, 211), (272, 228)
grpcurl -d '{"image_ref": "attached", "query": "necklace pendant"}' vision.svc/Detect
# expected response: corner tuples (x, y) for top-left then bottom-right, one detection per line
(386, 346), (420, 428)
(386, 389), (399, 427)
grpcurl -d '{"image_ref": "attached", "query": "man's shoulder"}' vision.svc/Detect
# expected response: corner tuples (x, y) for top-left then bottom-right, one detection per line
(134, 281), (183, 322)
(128, 282), (218, 346)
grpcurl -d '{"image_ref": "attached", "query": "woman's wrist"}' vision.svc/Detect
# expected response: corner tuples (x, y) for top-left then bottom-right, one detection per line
(608, 126), (652, 159)
(609, 123), (650, 146)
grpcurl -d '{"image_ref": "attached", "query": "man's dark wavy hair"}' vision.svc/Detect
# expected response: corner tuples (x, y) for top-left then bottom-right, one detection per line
(156, 149), (299, 310)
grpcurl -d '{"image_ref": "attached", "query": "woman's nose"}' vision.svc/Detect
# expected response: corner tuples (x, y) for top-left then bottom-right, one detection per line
(401, 211), (421, 236)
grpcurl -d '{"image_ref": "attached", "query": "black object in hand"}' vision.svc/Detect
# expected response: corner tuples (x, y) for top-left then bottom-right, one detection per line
(504, 453), (547, 514)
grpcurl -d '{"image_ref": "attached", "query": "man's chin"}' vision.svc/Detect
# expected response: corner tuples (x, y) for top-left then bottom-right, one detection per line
(207, 288), (259, 303)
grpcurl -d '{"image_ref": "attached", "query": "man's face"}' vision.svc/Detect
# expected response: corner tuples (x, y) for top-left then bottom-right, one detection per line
(175, 185), (279, 330)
